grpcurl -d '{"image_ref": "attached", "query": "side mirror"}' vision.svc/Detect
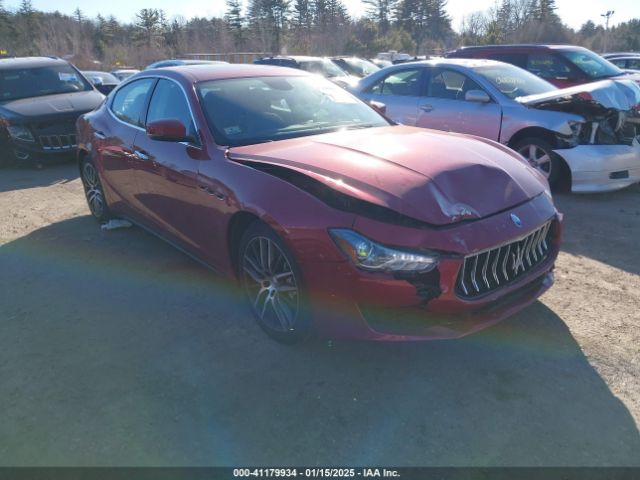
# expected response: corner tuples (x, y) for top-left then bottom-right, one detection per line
(146, 119), (189, 142)
(465, 90), (491, 103)
(91, 77), (103, 86)
(369, 100), (387, 115)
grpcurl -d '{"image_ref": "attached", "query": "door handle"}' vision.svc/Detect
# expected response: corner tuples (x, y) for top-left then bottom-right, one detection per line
(94, 130), (106, 139)
(134, 150), (149, 161)
(420, 104), (434, 112)
(199, 185), (225, 200)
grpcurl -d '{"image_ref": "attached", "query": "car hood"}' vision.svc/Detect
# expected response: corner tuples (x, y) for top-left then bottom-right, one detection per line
(228, 126), (547, 226)
(516, 79), (640, 113)
(0, 90), (104, 119)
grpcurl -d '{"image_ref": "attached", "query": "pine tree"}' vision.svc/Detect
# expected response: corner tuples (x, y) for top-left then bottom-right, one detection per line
(362, 0), (396, 34)
(225, 0), (244, 48)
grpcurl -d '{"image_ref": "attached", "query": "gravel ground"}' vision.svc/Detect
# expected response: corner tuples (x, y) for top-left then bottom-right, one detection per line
(0, 163), (638, 466)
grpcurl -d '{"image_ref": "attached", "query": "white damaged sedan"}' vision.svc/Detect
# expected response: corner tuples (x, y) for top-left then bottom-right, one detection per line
(353, 59), (640, 193)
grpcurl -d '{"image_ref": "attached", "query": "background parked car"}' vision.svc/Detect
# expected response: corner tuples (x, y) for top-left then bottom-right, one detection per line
(331, 57), (380, 78)
(253, 56), (356, 87)
(603, 54), (640, 72)
(111, 68), (140, 81)
(145, 59), (228, 69)
(446, 44), (640, 88)
(352, 58), (640, 192)
(76, 64), (561, 343)
(0, 56), (104, 167)
(82, 70), (120, 95)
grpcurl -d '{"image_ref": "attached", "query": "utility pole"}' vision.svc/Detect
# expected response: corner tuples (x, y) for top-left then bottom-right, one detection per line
(601, 10), (615, 53)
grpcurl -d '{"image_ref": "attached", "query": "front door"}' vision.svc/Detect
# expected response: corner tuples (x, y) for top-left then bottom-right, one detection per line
(131, 78), (206, 254)
(416, 67), (502, 141)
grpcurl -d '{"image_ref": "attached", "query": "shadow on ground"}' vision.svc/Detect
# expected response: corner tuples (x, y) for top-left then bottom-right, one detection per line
(0, 162), (78, 194)
(554, 184), (640, 275)
(0, 216), (639, 466)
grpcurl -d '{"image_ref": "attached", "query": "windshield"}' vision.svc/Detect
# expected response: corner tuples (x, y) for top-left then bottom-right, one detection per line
(560, 49), (623, 79)
(342, 58), (380, 77)
(0, 64), (93, 101)
(474, 64), (557, 99)
(298, 59), (347, 78)
(197, 75), (389, 147)
(83, 71), (120, 84)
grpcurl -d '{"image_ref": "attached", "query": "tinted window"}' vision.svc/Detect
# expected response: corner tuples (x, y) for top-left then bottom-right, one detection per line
(368, 68), (422, 96)
(628, 59), (640, 69)
(0, 63), (93, 101)
(146, 79), (196, 139)
(198, 75), (388, 147)
(527, 53), (574, 80)
(488, 53), (527, 68)
(560, 49), (623, 79)
(110, 78), (155, 127)
(298, 59), (346, 78)
(427, 69), (483, 100)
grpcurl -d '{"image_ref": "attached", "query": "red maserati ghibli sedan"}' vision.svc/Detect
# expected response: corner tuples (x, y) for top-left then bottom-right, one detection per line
(76, 65), (562, 343)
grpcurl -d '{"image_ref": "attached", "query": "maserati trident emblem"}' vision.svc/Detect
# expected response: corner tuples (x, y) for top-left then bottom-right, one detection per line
(510, 213), (523, 228)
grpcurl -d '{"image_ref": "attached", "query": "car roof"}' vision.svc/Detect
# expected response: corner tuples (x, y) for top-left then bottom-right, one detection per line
(0, 56), (68, 70)
(391, 58), (506, 69)
(260, 55), (326, 62)
(454, 44), (586, 52)
(140, 64), (311, 83)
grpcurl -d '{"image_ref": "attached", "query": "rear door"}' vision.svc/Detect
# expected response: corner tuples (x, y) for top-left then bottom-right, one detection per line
(415, 67), (502, 140)
(359, 66), (426, 125)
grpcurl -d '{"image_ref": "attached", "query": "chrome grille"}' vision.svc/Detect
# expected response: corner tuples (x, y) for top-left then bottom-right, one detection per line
(39, 134), (77, 150)
(456, 221), (553, 299)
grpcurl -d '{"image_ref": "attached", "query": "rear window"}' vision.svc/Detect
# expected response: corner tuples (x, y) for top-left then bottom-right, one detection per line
(0, 63), (93, 101)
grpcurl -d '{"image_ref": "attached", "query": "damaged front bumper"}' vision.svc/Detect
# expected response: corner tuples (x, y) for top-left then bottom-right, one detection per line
(554, 138), (640, 193)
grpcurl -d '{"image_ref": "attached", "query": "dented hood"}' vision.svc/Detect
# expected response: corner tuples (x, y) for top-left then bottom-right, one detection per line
(516, 79), (640, 111)
(228, 126), (546, 226)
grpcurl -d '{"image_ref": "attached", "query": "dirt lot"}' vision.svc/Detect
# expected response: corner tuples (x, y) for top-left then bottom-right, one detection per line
(0, 163), (639, 466)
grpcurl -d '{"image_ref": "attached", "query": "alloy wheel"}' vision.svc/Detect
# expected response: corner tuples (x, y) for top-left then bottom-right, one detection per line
(241, 236), (300, 333)
(517, 143), (553, 178)
(81, 161), (105, 219)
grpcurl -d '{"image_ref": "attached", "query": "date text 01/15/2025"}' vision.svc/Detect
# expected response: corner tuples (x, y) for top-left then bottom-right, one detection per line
(233, 468), (400, 478)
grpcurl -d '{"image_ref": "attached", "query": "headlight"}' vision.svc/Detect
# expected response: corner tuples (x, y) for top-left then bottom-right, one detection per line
(7, 125), (35, 142)
(329, 229), (439, 273)
(568, 121), (582, 138)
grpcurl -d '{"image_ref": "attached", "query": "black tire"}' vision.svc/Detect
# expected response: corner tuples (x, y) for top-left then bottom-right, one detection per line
(80, 155), (111, 222)
(513, 137), (561, 187)
(238, 221), (312, 344)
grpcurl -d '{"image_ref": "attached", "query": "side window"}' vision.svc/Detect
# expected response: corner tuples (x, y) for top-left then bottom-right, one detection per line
(610, 59), (626, 68)
(146, 79), (197, 141)
(427, 69), (483, 101)
(488, 53), (527, 68)
(527, 53), (572, 80)
(368, 68), (422, 96)
(627, 59), (640, 69)
(110, 78), (155, 127)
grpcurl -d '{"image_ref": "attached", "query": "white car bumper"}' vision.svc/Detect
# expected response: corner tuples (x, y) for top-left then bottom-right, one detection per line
(554, 139), (640, 193)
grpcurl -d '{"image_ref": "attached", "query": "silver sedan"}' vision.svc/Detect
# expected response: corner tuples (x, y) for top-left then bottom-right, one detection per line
(352, 59), (640, 193)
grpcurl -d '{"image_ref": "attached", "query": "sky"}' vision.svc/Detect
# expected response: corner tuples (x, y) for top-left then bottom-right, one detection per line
(4, 0), (638, 31)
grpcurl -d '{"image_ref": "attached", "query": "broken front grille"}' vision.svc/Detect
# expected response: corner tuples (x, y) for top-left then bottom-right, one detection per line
(456, 221), (553, 299)
(39, 134), (78, 150)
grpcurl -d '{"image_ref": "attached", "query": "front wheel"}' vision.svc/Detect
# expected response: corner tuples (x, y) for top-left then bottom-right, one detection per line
(80, 156), (111, 222)
(514, 137), (560, 187)
(238, 222), (311, 344)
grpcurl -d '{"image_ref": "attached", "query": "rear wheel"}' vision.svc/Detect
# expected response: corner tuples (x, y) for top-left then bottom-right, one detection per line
(80, 156), (111, 222)
(514, 137), (560, 187)
(238, 222), (311, 344)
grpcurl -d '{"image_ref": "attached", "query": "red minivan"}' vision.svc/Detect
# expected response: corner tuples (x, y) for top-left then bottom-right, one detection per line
(446, 44), (640, 88)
